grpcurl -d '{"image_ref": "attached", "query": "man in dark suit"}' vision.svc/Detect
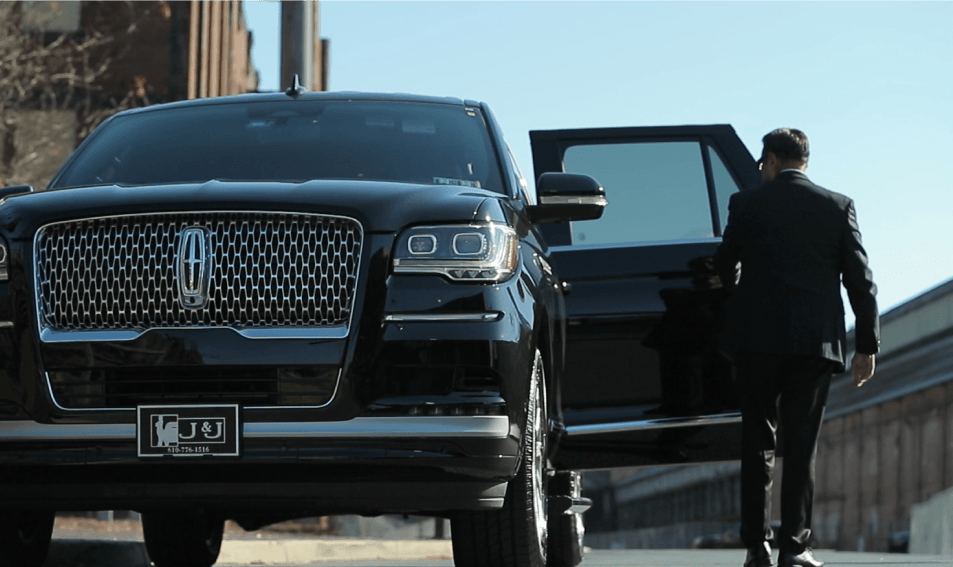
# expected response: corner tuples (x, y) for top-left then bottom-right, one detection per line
(714, 128), (880, 567)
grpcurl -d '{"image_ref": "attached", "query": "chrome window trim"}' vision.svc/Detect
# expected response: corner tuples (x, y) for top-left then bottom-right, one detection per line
(43, 368), (342, 412)
(34, 210), (363, 343)
(565, 412), (741, 436)
(550, 237), (722, 252)
(383, 312), (502, 323)
(0, 415), (510, 441)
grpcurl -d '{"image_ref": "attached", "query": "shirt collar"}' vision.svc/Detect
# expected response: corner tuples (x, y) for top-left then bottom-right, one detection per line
(779, 169), (809, 181)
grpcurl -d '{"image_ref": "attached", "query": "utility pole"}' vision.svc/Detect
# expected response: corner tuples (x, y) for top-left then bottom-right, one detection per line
(280, 1), (315, 90)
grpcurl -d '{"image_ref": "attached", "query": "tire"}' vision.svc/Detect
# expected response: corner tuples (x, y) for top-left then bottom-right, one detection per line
(141, 510), (225, 567)
(451, 350), (549, 567)
(0, 510), (55, 567)
(547, 471), (585, 567)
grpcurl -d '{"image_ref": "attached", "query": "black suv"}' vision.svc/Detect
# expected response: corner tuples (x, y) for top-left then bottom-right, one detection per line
(0, 90), (760, 567)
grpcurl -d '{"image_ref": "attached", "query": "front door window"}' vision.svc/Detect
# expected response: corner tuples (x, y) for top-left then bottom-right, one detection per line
(562, 141), (714, 246)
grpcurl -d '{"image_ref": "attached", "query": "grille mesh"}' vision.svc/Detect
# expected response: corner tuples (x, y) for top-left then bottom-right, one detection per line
(36, 212), (362, 333)
(47, 366), (339, 410)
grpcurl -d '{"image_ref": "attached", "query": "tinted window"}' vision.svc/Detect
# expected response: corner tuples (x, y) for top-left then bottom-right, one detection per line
(563, 141), (713, 245)
(52, 100), (504, 192)
(708, 145), (741, 233)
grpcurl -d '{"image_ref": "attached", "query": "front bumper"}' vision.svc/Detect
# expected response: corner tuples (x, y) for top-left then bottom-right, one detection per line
(0, 416), (517, 513)
(0, 415), (509, 441)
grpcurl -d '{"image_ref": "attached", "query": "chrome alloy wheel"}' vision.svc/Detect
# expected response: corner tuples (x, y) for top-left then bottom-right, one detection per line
(449, 348), (550, 567)
(530, 351), (548, 561)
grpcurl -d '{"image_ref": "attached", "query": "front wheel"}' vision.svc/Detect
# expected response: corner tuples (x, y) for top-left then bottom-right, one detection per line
(0, 510), (56, 567)
(141, 510), (224, 567)
(451, 349), (549, 567)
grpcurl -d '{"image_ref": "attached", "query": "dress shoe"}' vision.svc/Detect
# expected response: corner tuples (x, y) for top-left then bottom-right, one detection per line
(743, 541), (774, 567)
(778, 548), (824, 567)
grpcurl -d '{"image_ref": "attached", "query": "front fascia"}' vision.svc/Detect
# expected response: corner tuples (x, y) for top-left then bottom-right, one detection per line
(0, 209), (538, 423)
(0, 187), (560, 514)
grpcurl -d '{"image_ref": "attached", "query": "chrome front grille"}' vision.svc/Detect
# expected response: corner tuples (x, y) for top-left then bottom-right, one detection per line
(35, 211), (363, 340)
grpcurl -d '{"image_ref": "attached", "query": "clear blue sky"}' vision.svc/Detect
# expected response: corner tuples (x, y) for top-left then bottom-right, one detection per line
(243, 1), (953, 320)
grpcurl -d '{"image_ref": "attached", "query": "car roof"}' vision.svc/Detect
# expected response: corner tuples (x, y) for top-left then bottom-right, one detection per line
(114, 91), (483, 118)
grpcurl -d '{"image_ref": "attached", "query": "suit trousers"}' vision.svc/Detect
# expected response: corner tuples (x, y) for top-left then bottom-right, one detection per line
(735, 352), (834, 554)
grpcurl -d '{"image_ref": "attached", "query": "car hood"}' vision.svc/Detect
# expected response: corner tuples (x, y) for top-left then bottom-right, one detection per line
(0, 180), (505, 237)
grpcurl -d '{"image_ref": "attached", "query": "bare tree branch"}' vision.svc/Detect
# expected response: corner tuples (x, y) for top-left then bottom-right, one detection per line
(0, 1), (161, 187)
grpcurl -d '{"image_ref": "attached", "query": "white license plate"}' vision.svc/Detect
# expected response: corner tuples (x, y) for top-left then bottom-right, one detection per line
(137, 405), (240, 458)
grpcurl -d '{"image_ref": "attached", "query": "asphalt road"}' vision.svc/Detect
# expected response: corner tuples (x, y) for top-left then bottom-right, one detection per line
(45, 520), (949, 567)
(212, 551), (952, 567)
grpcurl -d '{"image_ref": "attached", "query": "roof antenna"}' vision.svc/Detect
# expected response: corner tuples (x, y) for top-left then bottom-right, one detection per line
(285, 74), (307, 97)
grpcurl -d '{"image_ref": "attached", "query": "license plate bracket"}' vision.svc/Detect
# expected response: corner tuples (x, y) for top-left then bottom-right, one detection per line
(137, 404), (240, 458)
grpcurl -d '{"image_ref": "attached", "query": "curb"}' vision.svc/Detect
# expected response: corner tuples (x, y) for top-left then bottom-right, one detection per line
(43, 538), (454, 566)
(218, 539), (454, 564)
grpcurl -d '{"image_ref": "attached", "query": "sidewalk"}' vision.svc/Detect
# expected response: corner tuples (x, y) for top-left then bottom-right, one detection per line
(48, 517), (453, 566)
(217, 539), (452, 564)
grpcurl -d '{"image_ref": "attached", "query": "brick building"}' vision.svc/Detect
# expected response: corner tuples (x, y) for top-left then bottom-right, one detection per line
(813, 279), (953, 551)
(2, 1), (326, 189)
(15, 1), (260, 102)
(84, 0), (259, 101)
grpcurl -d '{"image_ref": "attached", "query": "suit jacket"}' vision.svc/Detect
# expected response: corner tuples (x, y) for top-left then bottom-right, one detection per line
(713, 170), (880, 372)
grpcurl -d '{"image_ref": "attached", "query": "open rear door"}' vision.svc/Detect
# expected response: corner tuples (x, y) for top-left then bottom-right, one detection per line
(531, 125), (760, 470)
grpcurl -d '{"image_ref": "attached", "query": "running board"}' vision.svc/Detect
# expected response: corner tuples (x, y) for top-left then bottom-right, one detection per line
(565, 412), (742, 436)
(549, 495), (593, 516)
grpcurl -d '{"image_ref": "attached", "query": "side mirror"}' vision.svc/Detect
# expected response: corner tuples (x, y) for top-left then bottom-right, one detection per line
(527, 173), (607, 224)
(0, 185), (34, 200)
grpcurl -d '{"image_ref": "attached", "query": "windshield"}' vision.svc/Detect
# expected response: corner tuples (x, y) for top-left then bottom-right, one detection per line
(51, 99), (505, 192)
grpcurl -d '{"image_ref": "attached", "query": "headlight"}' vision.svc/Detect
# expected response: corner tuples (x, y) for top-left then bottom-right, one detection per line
(393, 223), (518, 282)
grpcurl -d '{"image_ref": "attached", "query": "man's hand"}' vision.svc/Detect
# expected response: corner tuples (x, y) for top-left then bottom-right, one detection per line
(852, 353), (876, 387)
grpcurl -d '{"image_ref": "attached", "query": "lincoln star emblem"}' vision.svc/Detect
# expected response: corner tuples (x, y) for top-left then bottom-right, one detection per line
(178, 227), (210, 308)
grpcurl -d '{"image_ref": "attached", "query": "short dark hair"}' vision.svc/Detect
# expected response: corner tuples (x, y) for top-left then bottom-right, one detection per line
(762, 128), (809, 164)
